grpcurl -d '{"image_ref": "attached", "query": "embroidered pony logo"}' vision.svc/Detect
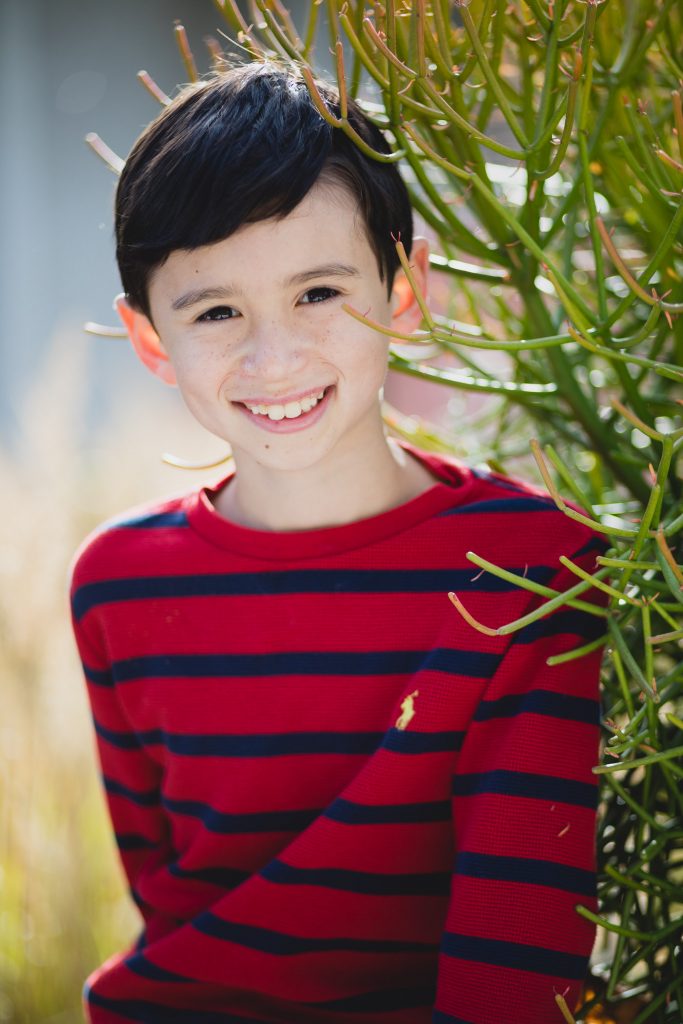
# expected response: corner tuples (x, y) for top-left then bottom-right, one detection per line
(395, 689), (419, 731)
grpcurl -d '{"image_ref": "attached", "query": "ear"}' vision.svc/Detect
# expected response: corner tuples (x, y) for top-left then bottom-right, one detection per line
(114, 294), (177, 386)
(390, 236), (430, 334)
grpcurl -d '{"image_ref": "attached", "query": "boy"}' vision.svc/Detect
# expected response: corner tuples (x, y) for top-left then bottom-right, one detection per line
(71, 62), (606, 1024)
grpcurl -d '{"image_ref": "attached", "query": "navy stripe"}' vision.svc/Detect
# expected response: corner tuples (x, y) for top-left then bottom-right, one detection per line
(516, 608), (606, 644)
(158, 730), (383, 756)
(95, 720), (140, 749)
(110, 648), (500, 683)
(115, 510), (189, 529)
(453, 769), (596, 808)
(315, 985), (435, 1011)
(125, 954), (190, 982)
(168, 863), (250, 888)
(440, 497), (555, 516)
(97, 724), (466, 759)
(104, 776), (160, 806)
(97, 724), (384, 756)
(85, 991), (273, 1024)
(326, 796), (451, 825)
(571, 535), (608, 561)
(469, 470), (539, 493)
(473, 689), (599, 725)
(193, 914), (438, 955)
(383, 728), (464, 754)
(425, 648), (501, 676)
(433, 1013), (477, 1024)
(162, 797), (321, 833)
(433, 1013), (476, 1024)
(440, 931), (587, 978)
(83, 663), (113, 687)
(72, 566), (555, 619)
(130, 890), (146, 912)
(261, 860), (451, 896)
(116, 833), (158, 851)
(455, 851), (595, 896)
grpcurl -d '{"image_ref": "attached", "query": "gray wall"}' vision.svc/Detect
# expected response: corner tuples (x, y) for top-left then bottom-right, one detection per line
(0, 1), (312, 441)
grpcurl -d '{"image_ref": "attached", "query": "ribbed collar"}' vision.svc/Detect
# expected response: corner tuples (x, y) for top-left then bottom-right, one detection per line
(185, 442), (479, 561)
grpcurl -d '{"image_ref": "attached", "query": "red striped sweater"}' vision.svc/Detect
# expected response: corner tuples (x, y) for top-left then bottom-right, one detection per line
(70, 444), (606, 1024)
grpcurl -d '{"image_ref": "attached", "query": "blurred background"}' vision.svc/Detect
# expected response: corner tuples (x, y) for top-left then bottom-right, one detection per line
(1, 6), (243, 1021)
(2, 0), (243, 434)
(0, 3), (458, 1020)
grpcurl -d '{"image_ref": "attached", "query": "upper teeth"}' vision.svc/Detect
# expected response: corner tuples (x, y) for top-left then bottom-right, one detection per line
(244, 390), (325, 421)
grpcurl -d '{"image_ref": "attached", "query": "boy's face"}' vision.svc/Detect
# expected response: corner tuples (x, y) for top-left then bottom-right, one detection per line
(138, 180), (426, 479)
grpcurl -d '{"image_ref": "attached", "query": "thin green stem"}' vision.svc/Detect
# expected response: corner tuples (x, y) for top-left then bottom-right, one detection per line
(595, 744), (683, 774)
(415, 78), (527, 161)
(458, 3), (528, 148)
(607, 617), (659, 702)
(575, 905), (652, 942)
(546, 634), (608, 666)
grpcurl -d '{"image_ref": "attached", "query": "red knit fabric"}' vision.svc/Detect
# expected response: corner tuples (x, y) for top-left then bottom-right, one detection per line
(70, 445), (606, 1024)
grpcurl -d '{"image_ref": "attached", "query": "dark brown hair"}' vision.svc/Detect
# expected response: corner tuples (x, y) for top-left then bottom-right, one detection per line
(115, 62), (414, 318)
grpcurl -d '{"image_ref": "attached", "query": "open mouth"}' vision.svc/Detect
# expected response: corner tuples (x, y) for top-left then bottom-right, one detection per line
(236, 386), (334, 430)
(241, 386), (332, 420)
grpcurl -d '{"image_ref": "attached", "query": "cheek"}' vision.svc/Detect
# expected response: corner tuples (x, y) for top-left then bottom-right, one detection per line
(172, 346), (230, 393)
(348, 330), (391, 378)
(352, 341), (390, 393)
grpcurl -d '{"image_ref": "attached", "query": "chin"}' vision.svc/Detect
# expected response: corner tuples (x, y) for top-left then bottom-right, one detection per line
(231, 437), (337, 476)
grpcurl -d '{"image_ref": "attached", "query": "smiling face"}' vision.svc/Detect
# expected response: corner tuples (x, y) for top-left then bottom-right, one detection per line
(139, 180), (426, 485)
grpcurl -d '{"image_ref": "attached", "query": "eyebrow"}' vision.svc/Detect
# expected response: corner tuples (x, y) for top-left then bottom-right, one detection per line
(170, 262), (361, 312)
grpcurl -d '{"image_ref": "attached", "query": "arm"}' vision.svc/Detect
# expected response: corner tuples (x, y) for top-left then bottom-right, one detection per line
(434, 541), (607, 1024)
(71, 588), (174, 940)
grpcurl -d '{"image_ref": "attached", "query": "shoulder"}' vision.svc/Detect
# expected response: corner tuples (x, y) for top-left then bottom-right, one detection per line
(416, 447), (605, 570)
(69, 489), (194, 594)
(474, 465), (604, 560)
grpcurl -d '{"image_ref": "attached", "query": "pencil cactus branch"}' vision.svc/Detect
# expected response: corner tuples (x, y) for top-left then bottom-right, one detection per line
(213, 0), (265, 58)
(530, 439), (639, 538)
(84, 132), (123, 174)
(83, 321), (127, 338)
(458, 3), (528, 148)
(394, 239), (434, 329)
(448, 562), (610, 637)
(301, 67), (405, 163)
(362, 17), (418, 81)
(137, 70), (171, 106)
(173, 23), (198, 82)
(534, 58), (581, 180)
(204, 36), (225, 67)
(673, 90), (683, 160)
(555, 993), (578, 1024)
(558, 555), (643, 607)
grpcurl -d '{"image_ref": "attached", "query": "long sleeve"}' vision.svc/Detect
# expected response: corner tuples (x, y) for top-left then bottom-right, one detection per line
(433, 541), (607, 1024)
(70, 582), (174, 943)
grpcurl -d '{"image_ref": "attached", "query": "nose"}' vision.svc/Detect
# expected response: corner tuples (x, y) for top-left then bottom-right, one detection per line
(239, 320), (308, 380)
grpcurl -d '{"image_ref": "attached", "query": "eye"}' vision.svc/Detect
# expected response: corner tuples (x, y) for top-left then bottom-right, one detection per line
(299, 286), (340, 305)
(196, 305), (239, 322)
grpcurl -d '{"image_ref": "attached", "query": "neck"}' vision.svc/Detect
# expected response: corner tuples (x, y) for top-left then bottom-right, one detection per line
(215, 434), (436, 532)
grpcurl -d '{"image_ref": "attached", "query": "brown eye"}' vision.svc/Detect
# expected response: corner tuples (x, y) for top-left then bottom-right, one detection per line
(299, 287), (339, 304)
(197, 305), (239, 322)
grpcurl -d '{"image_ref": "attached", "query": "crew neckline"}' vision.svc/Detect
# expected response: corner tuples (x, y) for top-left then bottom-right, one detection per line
(185, 442), (480, 560)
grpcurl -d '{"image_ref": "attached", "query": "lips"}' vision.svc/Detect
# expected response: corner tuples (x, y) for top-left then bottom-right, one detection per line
(242, 389), (326, 421)
(235, 385), (334, 433)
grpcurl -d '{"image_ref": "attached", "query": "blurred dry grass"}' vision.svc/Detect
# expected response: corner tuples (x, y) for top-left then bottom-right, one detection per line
(0, 332), (228, 1023)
